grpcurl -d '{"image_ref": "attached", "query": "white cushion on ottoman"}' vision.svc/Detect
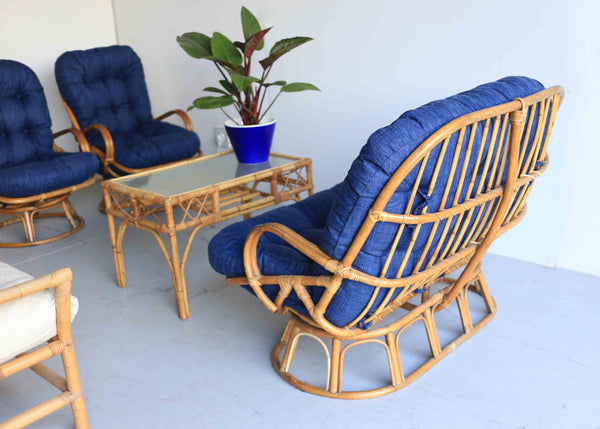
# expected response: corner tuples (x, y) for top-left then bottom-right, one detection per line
(0, 262), (79, 364)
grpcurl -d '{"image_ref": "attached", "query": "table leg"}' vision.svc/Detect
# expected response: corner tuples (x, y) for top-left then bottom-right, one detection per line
(307, 162), (314, 196)
(104, 188), (127, 288)
(165, 203), (190, 320)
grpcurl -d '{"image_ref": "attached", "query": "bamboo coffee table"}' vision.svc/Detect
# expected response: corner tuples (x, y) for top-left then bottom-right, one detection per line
(102, 150), (313, 319)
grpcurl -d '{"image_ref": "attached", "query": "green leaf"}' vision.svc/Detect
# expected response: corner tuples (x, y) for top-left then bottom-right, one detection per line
(219, 79), (238, 95)
(176, 32), (212, 58)
(211, 32), (243, 66)
(229, 71), (260, 92)
(264, 80), (287, 87)
(270, 37), (313, 55)
(244, 27), (271, 59)
(202, 56), (240, 73)
(241, 7), (264, 50)
(203, 86), (229, 95)
(281, 82), (320, 92)
(191, 95), (235, 109)
(259, 36), (313, 69)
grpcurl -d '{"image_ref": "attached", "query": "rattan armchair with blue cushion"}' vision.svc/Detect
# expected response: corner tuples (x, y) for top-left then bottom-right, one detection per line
(208, 77), (564, 398)
(0, 60), (99, 247)
(55, 45), (201, 178)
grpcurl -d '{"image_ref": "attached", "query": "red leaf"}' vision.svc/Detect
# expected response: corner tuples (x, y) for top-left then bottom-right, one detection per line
(245, 27), (271, 59)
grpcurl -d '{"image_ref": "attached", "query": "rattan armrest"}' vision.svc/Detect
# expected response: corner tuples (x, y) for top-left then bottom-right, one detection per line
(82, 123), (114, 163)
(0, 268), (72, 306)
(154, 109), (194, 131)
(53, 128), (92, 153)
(241, 223), (341, 314)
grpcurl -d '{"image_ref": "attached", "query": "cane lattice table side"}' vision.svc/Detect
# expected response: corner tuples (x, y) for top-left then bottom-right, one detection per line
(102, 150), (313, 319)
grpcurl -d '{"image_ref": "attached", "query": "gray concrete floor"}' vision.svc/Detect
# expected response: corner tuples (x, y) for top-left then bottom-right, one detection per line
(1, 182), (599, 428)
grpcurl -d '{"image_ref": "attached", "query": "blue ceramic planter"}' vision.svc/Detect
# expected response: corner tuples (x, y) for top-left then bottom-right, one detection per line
(225, 118), (276, 164)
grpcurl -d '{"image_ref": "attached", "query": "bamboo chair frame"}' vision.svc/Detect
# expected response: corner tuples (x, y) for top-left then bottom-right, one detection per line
(0, 268), (89, 428)
(0, 128), (97, 247)
(61, 98), (202, 178)
(227, 86), (564, 398)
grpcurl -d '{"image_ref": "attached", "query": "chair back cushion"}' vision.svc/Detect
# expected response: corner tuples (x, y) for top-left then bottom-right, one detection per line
(318, 76), (545, 326)
(55, 45), (153, 134)
(0, 60), (54, 168)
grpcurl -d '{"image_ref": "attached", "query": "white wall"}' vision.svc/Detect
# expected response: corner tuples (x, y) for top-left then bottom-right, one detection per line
(113, 0), (599, 276)
(0, 0), (117, 147)
(1, 0), (596, 276)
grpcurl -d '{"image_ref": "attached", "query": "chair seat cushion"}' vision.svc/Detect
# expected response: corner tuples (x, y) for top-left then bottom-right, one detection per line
(208, 184), (342, 317)
(88, 121), (200, 169)
(0, 262), (78, 364)
(0, 152), (99, 198)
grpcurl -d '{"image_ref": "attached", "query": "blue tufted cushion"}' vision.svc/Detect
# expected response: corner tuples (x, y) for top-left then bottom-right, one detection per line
(0, 60), (54, 168)
(209, 185), (341, 318)
(87, 120), (200, 169)
(209, 77), (545, 327)
(55, 45), (200, 170)
(0, 60), (99, 198)
(0, 152), (99, 198)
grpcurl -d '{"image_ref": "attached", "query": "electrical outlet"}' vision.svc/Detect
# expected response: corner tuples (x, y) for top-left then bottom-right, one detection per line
(214, 125), (231, 152)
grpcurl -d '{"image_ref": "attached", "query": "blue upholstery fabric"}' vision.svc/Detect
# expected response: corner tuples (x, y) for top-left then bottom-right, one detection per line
(55, 45), (200, 170)
(0, 60), (99, 198)
(87, 120), (201, 169)
(209, 185), (341, 318)
(209, 76), (545, 327)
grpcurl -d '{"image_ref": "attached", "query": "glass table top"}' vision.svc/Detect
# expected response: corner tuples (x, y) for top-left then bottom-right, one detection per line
(110, 151), (301, 196)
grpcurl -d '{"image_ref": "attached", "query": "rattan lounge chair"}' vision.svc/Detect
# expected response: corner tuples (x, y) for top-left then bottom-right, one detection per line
(208, 77), (564, 398)
(0, 263), (88, 428)
(55, 45), (201, 178)
(0, 60), (99, 247)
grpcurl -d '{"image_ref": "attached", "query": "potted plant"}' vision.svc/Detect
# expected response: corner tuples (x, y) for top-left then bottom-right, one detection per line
(176, 7), (319, 163)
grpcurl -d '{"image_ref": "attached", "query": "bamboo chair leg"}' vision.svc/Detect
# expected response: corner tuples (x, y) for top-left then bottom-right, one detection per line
(385, 332), (403, 386)
(56, 279), (89, 428)
(329, 338), (341, 394)
(61, 344), (88, 428)
(23, 211), (36, 243)
(474, 271), (496, 313)
(281, 325), (302, 373)
(61, 200), (78, 228)
(456, 289), (474, 334)
(423, 308), (442, 358)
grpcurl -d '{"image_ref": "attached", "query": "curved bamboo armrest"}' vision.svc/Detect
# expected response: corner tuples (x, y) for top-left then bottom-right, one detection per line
(242, 223), (340, 313)
(53, 128), (92, 153)
(243, 223), (385, 338)
(154, 109), (194, 132)
(0, 268), (72, 306)
(82, 123), (115, 163)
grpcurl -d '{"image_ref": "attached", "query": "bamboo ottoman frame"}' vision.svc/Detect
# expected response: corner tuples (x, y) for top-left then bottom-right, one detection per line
(227, 86), (564, 398)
